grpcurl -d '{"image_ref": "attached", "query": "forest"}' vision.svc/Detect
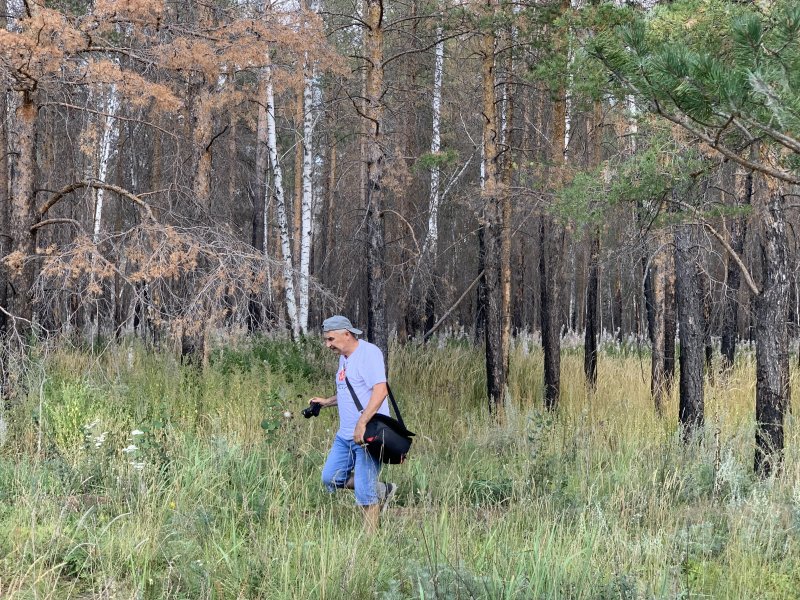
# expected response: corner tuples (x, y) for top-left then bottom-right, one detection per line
(1, 0), (800, 597)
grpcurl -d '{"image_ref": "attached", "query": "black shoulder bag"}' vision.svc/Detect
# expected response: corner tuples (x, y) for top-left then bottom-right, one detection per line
(345, 378), (415, 464)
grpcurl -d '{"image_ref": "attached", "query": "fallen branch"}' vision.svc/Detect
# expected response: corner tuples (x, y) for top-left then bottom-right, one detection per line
(39, 181), (156, 222)
(423, 269), (484, 341)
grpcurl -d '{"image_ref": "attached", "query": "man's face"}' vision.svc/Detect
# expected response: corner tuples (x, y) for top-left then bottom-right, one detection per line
(324, 329), (350, 354)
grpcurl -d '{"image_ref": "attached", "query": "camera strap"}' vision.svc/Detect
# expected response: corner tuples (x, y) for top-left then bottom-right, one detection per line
(344, 377), (407, 430)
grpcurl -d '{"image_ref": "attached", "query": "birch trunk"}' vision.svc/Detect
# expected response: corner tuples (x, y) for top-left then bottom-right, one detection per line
(264, 61), (299, 337)
(92, 86), (119, 244)
(293, 90), (303, 266)
(86, 85), (120, 343)
(416, 19), (445, 333)
(298, 56), (316, 334)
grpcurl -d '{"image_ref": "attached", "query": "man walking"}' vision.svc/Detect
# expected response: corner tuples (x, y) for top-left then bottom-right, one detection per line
(309, 315), (396, 531)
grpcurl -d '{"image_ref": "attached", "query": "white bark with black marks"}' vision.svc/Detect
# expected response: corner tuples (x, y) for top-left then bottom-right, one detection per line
(264, 62), (300, 337)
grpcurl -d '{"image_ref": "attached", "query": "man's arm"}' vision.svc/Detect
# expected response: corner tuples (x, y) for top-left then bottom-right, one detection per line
(309, 395), (337, 407)
(353, 382), (388, 444)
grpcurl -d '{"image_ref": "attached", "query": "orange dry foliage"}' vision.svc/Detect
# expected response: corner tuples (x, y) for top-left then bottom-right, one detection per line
(2, 0), (342, 340)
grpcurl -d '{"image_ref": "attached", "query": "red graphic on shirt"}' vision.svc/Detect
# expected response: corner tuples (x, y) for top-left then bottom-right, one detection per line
(338, 367), (346, 382)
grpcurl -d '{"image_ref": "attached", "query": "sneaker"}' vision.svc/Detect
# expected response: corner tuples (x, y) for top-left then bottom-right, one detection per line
(378, 482), (397, 513)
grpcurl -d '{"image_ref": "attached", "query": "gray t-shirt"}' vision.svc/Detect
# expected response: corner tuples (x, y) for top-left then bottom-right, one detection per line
(335, 340), (389, 440)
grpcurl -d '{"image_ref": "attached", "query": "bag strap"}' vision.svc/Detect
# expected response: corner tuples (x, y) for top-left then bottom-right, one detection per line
(344, 377), (406, 430)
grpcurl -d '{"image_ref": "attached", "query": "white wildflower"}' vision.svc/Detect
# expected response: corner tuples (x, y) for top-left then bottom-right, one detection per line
(130, 461), (145, 471)
(131, 430), (144, 436)
(122, 445), (138, 454)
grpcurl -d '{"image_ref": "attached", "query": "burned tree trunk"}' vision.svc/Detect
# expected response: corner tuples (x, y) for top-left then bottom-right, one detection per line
(540, 216), (563, 410)
(754, 191), (789, 476)
(475, 225), (487, 344)
(643, 258), (655, 344)
(675, 223), (704, 437)
(650, 242), (668, 414)
(584, 102), (603, 389)
(480, 1), (507, 415)
(584, 230), (600, 389)
(613, 272), (623, 342)
(701, 268), (714, 383)
(663, 250), (677, 394)
(721, 165), (752, 369)
(364, 0), (388, 359)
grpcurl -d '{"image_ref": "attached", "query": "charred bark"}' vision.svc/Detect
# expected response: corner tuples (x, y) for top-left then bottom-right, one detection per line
(484, 216), (504, 413)
(540, 216), (563, 410)
(475, 225), (487, 344)
(480, 3), (507, 415)
(584, 230), (600, 389)
(613, 272), (623, 342)
(643, 261), (655, 344)
(675, 223), (704, 437)
(754, 192), (789, 476)
(663, 251), (677, 394)
(701, 268), (714, 384)
(650, 244), (667, 414)
(721, 166), (752, 369)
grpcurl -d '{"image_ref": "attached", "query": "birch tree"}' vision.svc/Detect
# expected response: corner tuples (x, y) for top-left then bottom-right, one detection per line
(298, 0), (320, 334)
(264, 59), (300, 337)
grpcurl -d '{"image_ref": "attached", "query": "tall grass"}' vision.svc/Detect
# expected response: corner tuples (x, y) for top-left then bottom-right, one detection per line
(0, 337), (798, 598)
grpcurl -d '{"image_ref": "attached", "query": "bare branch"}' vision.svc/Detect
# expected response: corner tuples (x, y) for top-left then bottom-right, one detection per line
(423, 270), (484, 341)
(40, 181), (157, 222)
(667, 198), (760, 296)
(41, 102), (178, 138)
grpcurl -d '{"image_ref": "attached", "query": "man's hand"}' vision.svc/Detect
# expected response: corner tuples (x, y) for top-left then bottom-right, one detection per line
(309, 396), (335, 408)
(353, 419), (367, 445)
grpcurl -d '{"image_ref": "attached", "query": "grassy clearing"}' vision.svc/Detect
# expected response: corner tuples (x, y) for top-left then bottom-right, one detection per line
(0, 337), (798, 599)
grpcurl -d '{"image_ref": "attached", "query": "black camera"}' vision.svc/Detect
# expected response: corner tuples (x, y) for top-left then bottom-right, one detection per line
(302, 402), (322, 419)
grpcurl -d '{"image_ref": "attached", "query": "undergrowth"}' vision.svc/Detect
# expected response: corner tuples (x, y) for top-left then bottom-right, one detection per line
(0, 336), (798, 599)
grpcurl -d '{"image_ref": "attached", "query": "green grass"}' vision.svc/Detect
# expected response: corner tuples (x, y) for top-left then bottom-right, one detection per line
(0, 338), (798, 598)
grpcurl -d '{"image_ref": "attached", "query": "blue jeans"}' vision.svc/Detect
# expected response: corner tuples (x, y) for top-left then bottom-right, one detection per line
(321, 435), (382, 506)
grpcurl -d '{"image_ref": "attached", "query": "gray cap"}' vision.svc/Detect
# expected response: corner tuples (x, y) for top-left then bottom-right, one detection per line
(322, 315), (363, 335)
